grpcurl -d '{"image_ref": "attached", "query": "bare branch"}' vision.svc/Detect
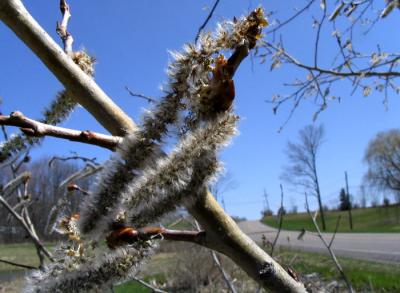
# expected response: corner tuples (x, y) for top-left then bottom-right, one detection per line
(125, 86), (157, 104)
(305, 194), (354, 293)
(194, 220), (238, 293)
(0, 187), (54, 261)
(0, 112), (121, 150)
(0, 258), (37, 270)
(328, 215), (341, 249)
(49, 154), (99, 167)
(271, 184), (284, 256)
(195, 0), (221, 43)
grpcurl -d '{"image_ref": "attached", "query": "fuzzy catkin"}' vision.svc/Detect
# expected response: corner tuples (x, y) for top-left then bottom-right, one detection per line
(130, 151), (220, 227)
(113, 113), (238, 229)
(78, 43), (214, 236)
(25, 243), (155, 293)
(76, 9), (264, 235)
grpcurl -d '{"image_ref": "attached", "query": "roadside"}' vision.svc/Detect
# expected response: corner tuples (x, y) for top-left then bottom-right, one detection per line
(238, 220), (400, 264)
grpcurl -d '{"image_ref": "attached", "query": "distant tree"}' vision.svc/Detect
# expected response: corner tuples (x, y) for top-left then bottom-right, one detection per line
(364, 129), (400, 194)
(383, 197), (390, 207)
(281, 124), (327, 230)
(339, 188), (351, 211)
(261, 208), (273, 218)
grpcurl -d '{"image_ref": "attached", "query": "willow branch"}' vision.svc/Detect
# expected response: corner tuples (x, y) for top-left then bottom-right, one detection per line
(0, 0), (137, 136)
(0, 112), (121, 150)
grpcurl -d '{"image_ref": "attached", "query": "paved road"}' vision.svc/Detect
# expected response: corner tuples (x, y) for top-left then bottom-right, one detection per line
(238, 221), (400, 264)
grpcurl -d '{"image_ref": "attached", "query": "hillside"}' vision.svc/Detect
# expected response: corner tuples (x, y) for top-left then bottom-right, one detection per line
(262, 205), (400, 233)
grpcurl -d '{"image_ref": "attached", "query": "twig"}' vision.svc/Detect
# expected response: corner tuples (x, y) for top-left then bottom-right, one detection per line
(0, 112), (122, 150)
(49, 154), (99, 167)
(56, 0), (73, 54)
(210, 251), (238, 293)
(132, 277), (167, 293)
(106, 226), (206, 249)
(0, 258), (37, 270)
(271, 184), (284, 256)
(328, 215), (341, 248)
(1, 171), (30, 198)
(125, 86), (157, 104)
(305, 194), (354, 293)
(195, 0), (221, 43)
(58, 164), (102, 191)
(266, 0), (316, 35)
(194, 220), (238, 293)
(45, 164), (103, 233)
(0, 192), (54, 261)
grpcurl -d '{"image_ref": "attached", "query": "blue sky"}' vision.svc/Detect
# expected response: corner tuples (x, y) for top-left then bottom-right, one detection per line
(1, 1), (399, 219)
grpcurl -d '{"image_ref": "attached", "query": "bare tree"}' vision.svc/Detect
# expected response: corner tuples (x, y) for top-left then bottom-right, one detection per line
(282, 124), (327, 230)
(0, 1), (305, 292)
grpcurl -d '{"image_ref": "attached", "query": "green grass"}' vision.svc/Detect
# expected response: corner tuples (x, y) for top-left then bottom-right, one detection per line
(114, 281), (151, 293)
(2, 243), (399, 292)
(0, 242), (52, 273)
(263, 205), (400, 232)
(277, 247), (400, 292)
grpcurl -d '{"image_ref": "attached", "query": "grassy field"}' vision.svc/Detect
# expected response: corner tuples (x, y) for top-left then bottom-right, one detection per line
(263, 205), (400, 232)
(276, 247), (400, 292)
(1, 242), (400, 292)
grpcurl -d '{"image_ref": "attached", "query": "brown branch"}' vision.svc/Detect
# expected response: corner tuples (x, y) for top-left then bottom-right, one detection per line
(0, 112), (121, 150)
(106, 226), (206, 249)
(0, 258), (37, 270)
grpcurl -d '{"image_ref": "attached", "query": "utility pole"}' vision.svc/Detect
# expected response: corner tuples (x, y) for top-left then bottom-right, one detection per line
(345, 171), (353, 230)
(263, 189), (271, 213)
